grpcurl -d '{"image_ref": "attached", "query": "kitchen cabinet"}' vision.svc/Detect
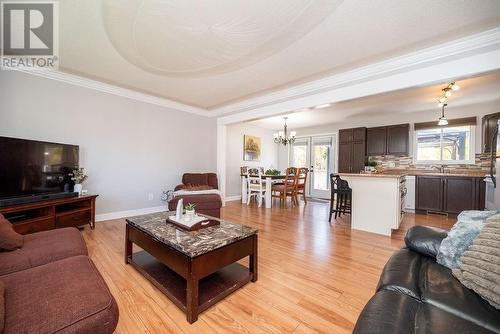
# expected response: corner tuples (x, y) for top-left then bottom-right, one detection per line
(338, 127), (366, 173)
(387, 124), (410, 155)
(482, 112), (500, 154)
(366, 127), (387, 156)
(416, 175), (485, 214)
(366, 124), (409, 156)
(415, 176), (443, 212)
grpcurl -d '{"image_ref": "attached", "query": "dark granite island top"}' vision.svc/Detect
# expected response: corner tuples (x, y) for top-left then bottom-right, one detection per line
(126, 211), (258, 258)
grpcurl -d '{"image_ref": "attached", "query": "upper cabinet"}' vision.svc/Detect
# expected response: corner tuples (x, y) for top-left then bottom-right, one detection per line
(482, 112), (500, 154)
(338, 127), (366, 173)
(366, 124), (409, 156)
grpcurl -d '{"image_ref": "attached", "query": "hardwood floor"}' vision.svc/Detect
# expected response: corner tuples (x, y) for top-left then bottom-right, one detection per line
(83, 199), (456, 333)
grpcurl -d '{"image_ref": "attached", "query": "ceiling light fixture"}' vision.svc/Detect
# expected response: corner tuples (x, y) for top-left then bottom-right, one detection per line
(438, 103), (448, 126)
(313, 103), (331, 109)
(435, 81), (460, 108)
(273, 117), (296, 146)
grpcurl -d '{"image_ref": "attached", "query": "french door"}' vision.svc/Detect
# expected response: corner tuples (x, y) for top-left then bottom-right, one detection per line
(290, 135), (336, 199)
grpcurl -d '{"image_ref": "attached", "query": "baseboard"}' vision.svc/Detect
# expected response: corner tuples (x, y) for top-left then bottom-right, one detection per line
(95, 205), (166, 222)
(225, 195), (242, 202)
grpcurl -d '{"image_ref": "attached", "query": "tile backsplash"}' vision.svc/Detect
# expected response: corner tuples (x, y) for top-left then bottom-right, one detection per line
(368, 153), (492, 173)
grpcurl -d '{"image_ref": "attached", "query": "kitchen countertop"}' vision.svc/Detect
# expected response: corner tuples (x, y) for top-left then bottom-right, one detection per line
(339, 170), (488, 178)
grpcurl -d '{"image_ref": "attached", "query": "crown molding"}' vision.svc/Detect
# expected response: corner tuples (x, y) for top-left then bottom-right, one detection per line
(13, 68), (209, 116)
(211, 27), (500, 117)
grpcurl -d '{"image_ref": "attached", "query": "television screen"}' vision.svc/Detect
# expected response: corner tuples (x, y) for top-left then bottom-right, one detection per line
(0, 136), (79, 199)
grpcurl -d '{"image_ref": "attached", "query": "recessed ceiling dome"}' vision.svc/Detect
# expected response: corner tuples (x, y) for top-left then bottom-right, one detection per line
(102, 0), (341, 76)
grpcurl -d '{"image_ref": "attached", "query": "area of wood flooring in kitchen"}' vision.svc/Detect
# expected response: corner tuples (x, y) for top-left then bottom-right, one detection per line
(82, 200), (455, 333)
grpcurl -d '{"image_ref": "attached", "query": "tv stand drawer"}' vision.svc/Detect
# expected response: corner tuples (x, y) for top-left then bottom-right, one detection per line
(13, 217), (55, 235)
(56, 210), (91, 228)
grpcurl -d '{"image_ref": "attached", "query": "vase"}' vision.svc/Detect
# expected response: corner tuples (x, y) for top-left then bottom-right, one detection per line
(185, 209), (195, 219)
(74, 184), (82, 196)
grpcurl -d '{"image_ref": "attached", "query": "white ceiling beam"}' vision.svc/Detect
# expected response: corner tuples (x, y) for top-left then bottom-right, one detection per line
(215, 27), (500, 124)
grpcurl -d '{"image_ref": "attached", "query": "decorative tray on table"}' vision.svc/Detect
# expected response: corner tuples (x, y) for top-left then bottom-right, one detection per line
(166, 214), (220, 232)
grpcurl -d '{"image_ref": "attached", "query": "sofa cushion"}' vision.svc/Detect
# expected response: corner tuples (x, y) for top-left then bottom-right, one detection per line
(453, 220), (500, 310)
(0, 214), (23, 251)
(0, 279), (4, 333)
(353, 290), (495, 334)
(2, 255), (118, 334)
(404, 225), (448, 258)
(0, 227), (88, 276)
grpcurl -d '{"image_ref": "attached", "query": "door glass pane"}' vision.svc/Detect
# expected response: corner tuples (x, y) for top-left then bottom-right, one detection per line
(416, 128), (441, 161)
(292, 144), (307, 168)
(313, 144), (330, 191)
(442, 126), (471, 161)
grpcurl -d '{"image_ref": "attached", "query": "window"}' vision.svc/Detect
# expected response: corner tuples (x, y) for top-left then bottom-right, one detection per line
(291, 141), (307, 168)
(415, 125), (474, 164)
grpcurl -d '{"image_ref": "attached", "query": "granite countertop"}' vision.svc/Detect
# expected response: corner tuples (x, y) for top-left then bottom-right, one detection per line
(339, 172), (404, 178)
(126, 211), (258, 258)
(340, 170), (487, 178)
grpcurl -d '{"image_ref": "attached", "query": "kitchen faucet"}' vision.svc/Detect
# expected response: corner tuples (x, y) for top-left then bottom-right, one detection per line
(430, 165), (445, 173)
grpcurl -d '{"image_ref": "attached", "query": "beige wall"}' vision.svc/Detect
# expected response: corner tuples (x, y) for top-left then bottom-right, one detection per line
(0, 71), (217, 217)
(225, 123), (278, 198)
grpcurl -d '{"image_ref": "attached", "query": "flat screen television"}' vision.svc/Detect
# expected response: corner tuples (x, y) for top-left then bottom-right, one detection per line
(0, 136), (79, 207)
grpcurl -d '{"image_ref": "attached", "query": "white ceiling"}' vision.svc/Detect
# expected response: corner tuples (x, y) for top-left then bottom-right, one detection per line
(60, 0), (500, 110)
(249, 70), (500, 130)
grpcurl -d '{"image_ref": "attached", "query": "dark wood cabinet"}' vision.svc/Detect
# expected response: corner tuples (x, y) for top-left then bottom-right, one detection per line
(366, 127), (387, 156)
(482, 112), (500, 154)
(387, 124), (410, 155)
(416, 176), (485, 214)
(366, 124), (409, 156)
(338, 127), (366, 173)
(416, 176), (444, 212)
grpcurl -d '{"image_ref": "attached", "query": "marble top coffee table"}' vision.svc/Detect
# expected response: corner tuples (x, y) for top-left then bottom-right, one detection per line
(125, 211), (258, 323)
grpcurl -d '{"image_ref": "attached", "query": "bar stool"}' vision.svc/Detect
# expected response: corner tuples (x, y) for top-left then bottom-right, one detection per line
(329, 174), (352, 222)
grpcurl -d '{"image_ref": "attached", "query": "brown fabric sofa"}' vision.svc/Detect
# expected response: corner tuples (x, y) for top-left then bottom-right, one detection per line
(0, 224), (119, 334)
(174, 173), (218, 191)
(170, 173), (222, 218)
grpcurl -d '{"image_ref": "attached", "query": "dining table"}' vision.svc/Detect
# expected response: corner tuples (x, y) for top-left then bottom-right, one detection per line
(240, 174), (286, 208)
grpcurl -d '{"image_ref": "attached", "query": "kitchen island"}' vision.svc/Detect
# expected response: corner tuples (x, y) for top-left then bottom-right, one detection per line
(339, 173), (406, 236)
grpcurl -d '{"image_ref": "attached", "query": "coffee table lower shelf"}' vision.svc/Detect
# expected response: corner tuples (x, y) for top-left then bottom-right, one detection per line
(128, 251), (252, 314)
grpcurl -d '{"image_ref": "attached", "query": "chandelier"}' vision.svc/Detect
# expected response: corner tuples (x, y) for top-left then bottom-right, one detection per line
(273, 117), (296, 146)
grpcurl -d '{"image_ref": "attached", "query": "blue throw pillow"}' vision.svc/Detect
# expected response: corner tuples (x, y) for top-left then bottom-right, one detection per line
(436, 211), (500, 269)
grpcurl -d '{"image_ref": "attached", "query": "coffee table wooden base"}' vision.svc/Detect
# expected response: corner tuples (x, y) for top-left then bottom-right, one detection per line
(125, 224), (258, 323)
(128, 251), (251, 315)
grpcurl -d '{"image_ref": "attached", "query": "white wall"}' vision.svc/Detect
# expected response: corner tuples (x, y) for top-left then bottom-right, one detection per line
(225, 123), (278, 198)
(0, 71), (217, 217)
(277, 101), (500, 170)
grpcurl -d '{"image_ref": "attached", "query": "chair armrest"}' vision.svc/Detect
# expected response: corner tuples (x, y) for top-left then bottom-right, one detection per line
(174, 184), (186, 191)
(404, 225), (448, 258)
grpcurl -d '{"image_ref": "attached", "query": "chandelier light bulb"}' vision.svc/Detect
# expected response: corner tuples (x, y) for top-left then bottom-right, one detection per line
(444, 90), (452, 97)
(438, 97), (447, 103)
(290, 131), (297, 137)
(451, 83), (460, 91)
(438, 102), (444, 107)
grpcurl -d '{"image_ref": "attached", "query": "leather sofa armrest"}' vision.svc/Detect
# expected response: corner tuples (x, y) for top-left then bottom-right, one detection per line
(174, 184), (186, 191)
(404, 225), (448, 258)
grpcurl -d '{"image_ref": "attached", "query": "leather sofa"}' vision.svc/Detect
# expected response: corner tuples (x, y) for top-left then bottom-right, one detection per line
(0, 226), (119, 333)
(169, 173), (222, 218)
(353, 225), (500, 334)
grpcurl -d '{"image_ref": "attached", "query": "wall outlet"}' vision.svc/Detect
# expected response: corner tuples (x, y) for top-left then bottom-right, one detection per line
(148, 193), (154, 201)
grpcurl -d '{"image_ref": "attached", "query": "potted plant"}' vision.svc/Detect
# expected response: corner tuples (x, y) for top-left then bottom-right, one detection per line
(184, 203), (196, 219)
(69, 168), (88, 195)
(265, 168), (281, 176)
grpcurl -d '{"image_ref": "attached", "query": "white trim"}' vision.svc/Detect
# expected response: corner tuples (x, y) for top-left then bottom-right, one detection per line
(225, 195), (242, 202)
(95, 205), (165, 222)
(13, 69), (209, 116)
(212, 27), (500, 117)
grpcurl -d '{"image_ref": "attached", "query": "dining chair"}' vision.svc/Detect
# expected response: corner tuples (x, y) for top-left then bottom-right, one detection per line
(246, 168), (265, 207)
(272, 167), (298, 207)
(329, 174), (352, 222)
(240, 166), (248, 175)
(294, 167), (309, 204)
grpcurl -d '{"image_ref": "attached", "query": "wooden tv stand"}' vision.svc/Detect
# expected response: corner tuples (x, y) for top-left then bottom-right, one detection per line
(0, 195), (98, 235)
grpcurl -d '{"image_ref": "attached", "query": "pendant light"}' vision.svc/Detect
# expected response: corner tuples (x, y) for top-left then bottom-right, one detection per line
(438, 103), (448, 126)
